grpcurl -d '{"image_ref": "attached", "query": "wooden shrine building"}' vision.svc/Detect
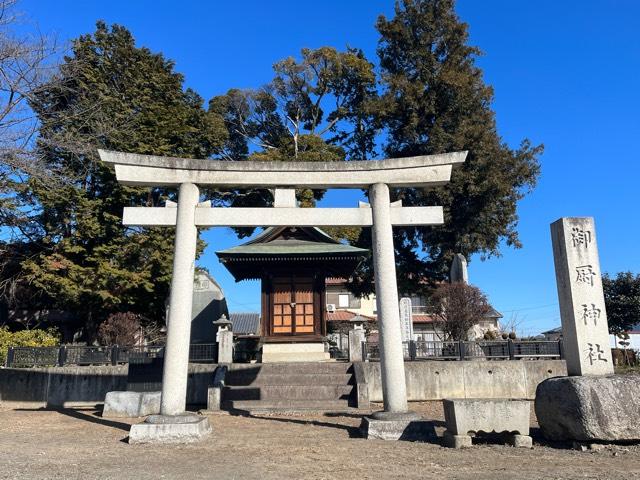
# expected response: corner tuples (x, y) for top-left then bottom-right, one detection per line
(216, 226), (368, 361)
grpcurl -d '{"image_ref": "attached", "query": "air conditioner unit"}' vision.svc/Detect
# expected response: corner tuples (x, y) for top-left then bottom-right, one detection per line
(326, 304), (336, 313)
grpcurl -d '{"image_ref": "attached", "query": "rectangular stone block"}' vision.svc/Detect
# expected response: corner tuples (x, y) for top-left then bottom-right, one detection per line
(551, 217), (613, 375)
(103, 391), (160, 418)
(128, 414), (212, 444)
(360, 416), (436, 441)
(443, 399), (530, 436)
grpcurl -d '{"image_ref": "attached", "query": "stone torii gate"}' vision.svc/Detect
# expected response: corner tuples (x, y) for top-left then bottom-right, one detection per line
(99, 149), (466, 443)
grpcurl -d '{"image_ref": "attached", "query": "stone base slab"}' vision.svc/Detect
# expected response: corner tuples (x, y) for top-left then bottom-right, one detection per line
(535, 375), (640, 442)
(507, 434), (533, 448)
(261, 343), (330, 363)
(103, 391), (160, 418)
(360, 413), (436, 441)
(443, 431), (472, 448)
(443, 431), (532, 448)
(128, 414), (212, 444)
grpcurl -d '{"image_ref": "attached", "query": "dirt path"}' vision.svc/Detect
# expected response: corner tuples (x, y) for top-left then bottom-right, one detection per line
(1, 402), (639, 480)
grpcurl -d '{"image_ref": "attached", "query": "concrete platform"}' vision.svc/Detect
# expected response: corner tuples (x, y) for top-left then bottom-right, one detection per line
(360, 412), (437, 441)
(260, 343), (330, 363)
(128, 414), (212, 444)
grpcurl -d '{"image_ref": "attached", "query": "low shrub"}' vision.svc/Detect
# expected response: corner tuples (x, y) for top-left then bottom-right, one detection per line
(0, 327), (60, 365)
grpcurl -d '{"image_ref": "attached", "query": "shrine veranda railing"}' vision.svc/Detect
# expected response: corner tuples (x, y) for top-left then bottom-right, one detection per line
(363, 340), (564, 362)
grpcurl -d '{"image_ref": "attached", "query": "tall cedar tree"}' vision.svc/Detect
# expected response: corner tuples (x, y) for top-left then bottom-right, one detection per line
(348, 0), (543, 296)
(208, 47), (377, 240)
(22, 23), (227, 334)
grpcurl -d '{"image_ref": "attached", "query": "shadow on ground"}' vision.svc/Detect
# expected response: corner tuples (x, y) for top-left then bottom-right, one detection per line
(15, 406), (131, 432)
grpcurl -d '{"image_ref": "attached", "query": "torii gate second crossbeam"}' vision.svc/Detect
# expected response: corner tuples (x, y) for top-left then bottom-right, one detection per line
(99, 149), (466, 427)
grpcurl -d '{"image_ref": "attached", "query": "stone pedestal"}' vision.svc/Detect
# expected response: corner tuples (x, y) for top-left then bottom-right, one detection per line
(360, 411), (436, 441)
(260, 342), (330, 362)
(348, 329), (365, 362)
(536, 375), (640, 442)
(442, 431), (472, 448)
(442, 398), (532, 448)
(507, 434), (533, 448)
(217, 330), (233, 364)
(128, 414), (212, 444)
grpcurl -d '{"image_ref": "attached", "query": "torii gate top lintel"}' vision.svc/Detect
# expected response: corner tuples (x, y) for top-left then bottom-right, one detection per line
(98, 149), (467, 188)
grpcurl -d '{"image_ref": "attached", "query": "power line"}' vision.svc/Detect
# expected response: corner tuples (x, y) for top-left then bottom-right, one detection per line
(500, 302), (558, 313)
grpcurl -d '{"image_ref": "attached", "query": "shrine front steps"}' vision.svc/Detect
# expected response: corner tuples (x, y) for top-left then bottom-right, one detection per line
(224, 373), (353, 387)
(221, 362), (359, 414)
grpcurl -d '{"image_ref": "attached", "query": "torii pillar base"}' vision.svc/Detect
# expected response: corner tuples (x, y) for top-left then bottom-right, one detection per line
(360, 411), (437, 442)
(129, 414), (212, 444)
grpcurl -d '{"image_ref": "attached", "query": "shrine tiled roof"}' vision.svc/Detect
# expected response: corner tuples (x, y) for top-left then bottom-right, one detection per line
(325, 311), (435, 323)
(216, 227), (368, 257)
(229, 312), (260, 336)
(217, 242), (367, 256)
(325, 310), (376, 322)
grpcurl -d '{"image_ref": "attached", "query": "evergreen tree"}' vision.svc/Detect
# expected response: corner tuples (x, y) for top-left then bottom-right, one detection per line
(209, 47), (377, 240)
(20, 22), (227, 334)
(352, 0), (542, 294)
(603, 272), (640, 336)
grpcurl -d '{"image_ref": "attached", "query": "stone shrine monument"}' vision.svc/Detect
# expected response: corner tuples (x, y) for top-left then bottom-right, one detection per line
(550, 217), (612, 375)
(449, 253), (469, 284)
(99, 148), (466, 443)
(536, 217), (640, 444)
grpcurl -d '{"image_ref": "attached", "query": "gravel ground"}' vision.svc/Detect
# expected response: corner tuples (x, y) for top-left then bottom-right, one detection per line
(1, 402), (639, 480)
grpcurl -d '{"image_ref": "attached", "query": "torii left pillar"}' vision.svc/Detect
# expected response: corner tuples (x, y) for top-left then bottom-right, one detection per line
(161, 182), (199, 415)
(129, 182), (212, 443)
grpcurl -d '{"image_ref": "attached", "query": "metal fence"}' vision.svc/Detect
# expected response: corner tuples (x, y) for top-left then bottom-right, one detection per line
(5, 343), (219, 368)
(364, 339), (563, 362)
(5, 339), (563, 367)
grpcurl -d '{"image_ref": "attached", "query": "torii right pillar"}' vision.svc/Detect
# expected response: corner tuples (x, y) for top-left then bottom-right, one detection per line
(369, 183), (409, 413)
(361, 183), (434, 441)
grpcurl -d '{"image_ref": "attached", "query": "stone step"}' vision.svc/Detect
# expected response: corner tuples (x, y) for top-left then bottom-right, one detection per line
(225, 373), (354, 387)
(222, 384), (354, 401)
(225, 399), (351, 413)
(229, 362), (352, 375)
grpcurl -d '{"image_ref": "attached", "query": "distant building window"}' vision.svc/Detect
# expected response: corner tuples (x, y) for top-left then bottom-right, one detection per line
(338, 294), (350, 308)
(327, 291), (361, 310)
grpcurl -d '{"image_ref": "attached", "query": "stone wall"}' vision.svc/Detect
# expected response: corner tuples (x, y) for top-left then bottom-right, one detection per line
(362, 360), (567, 402)
(0, 360), (566, 408)
(0, 364), (217, 408)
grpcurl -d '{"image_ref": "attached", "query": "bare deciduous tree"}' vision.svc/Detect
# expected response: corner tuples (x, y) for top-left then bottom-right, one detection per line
(0, 0), (59, 179)
(432, 282), (492, 341)
(97, 312), (141, 346)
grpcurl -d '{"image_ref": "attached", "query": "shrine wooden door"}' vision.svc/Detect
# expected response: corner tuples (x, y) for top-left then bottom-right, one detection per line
(271, 276), (317, 335)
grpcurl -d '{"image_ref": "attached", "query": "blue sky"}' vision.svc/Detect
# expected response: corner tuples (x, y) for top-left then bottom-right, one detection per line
(20, 1), (640, 335)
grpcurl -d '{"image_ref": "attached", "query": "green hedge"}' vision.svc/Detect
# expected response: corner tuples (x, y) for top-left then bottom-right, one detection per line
(0, 327), (60, 365)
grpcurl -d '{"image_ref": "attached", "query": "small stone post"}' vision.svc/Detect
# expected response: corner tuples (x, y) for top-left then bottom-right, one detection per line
(369, 183), (408, 414)
(160, 182), (200, 416)
(214, 314), (233, 364)
(551, 217), (613, 376)
(348, 316), (366, 362)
